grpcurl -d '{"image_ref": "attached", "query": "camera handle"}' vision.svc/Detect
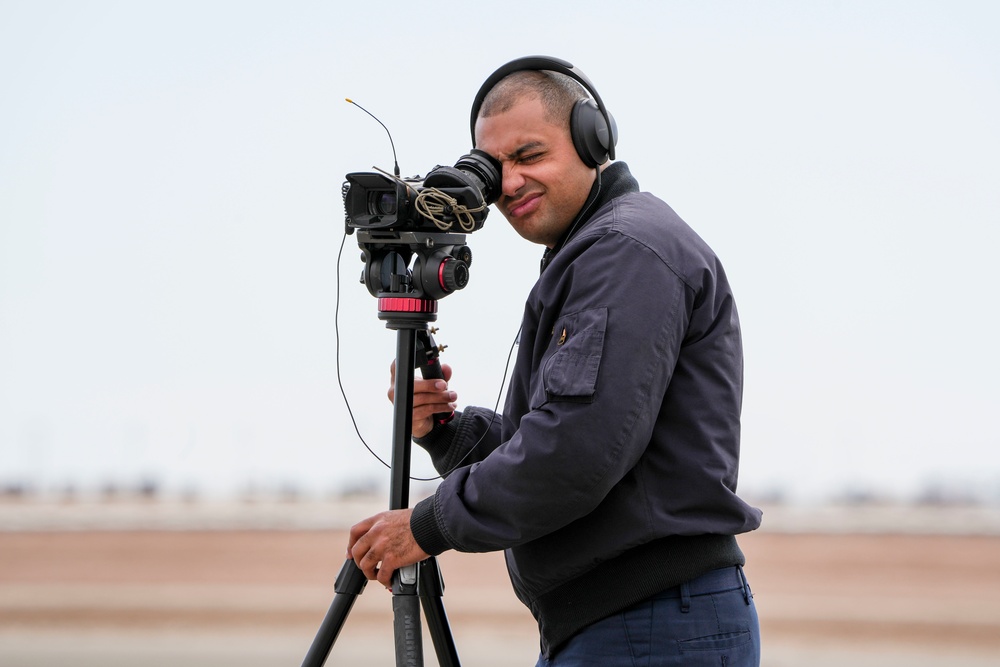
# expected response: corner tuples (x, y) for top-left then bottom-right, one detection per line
(301, 317), (460, 667)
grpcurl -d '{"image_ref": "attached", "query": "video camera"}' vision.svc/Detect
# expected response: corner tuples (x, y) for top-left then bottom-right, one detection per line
(342, 149), (502, 308)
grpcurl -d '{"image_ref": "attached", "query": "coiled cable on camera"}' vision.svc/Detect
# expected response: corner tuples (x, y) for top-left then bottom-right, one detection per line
(414, 187), (487, 233)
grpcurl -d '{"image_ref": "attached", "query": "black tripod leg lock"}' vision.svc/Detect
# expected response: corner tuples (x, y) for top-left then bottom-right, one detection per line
(392, 563), (419, 595)
(334, 559), (369, 595)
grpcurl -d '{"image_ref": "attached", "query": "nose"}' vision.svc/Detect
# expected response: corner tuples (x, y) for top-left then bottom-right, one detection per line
(502, 162), (525, 198)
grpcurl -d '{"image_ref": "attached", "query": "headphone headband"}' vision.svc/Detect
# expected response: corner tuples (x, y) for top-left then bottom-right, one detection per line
(469, 56), (617, 164)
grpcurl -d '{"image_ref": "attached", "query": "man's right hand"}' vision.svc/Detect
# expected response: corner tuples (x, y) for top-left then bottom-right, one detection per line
(388, 360), (458, 438)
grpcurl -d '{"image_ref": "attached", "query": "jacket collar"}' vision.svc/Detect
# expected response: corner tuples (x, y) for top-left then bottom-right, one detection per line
(540, 162), (639, 272)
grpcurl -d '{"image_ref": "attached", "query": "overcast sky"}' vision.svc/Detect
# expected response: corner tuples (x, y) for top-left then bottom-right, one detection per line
(1, 1), (998, 503)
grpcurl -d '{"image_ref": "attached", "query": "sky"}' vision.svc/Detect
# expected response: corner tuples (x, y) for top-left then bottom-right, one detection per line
(1, 1), (998, 504)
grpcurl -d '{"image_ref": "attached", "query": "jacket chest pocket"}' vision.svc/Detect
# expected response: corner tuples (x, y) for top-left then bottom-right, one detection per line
(531, 306), (608, 407)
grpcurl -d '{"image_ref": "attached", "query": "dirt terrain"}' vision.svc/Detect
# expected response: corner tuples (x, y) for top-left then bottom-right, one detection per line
(1, 502), (999, 666)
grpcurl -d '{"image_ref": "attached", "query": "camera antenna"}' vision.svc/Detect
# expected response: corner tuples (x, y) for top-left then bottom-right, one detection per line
(346, 98), (400, 178)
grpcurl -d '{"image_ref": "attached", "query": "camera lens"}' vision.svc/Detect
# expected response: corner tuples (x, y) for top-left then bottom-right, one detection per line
(368, 191), (397, 216)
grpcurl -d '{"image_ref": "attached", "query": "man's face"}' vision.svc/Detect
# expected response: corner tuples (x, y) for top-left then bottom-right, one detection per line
(474, 96), (596, 247)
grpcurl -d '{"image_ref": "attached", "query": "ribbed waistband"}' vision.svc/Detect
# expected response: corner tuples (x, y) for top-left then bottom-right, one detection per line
(651, 565), (748, 600)
(533, 533), (746, 658)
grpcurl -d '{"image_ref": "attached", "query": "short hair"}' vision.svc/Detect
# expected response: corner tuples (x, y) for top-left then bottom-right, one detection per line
(477, 70), (588, 128)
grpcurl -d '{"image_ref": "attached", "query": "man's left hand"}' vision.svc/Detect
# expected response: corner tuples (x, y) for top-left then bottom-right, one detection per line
(347, 509), (430, 589)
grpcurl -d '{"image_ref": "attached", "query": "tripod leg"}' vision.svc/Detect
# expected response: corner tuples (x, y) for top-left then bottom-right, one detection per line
(301, 323), (463, 665)
(419, 557), (461, 667)
(301, 559), (368, 667)
(393, 564), (423, 666)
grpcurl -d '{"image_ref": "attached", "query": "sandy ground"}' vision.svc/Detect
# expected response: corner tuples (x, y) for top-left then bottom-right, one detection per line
(2, 501), (1000, 666)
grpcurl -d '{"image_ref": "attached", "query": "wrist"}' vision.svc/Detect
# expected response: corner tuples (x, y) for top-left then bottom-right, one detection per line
(410, 495), (451, 556)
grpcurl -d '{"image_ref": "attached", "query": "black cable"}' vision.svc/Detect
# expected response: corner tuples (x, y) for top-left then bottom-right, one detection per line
(335, 228), (510, 481)
(334, 228), (391, 469)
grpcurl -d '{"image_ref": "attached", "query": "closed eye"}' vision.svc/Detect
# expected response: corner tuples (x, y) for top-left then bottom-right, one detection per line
(505, 142), (546, 165)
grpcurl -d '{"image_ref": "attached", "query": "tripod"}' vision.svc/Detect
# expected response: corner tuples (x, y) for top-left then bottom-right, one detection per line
(302, 302), (461, 667)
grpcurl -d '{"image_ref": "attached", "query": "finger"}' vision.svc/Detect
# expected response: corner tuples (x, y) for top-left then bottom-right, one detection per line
(411, 382), (454, 405)
(347, 532), (366, 565)
(412, 377), (446, 395)
(413, 381), (457, 407)
(411, 381), (455, 410)
(395, 374), (444, 406)
(388, 359), (397, 403)
(358, 548), (382, 581)
(377, 560), (395, 588)
(347, 515), (379, 557)
(413, 401), (457, 423)
(348, 516), (374, 543)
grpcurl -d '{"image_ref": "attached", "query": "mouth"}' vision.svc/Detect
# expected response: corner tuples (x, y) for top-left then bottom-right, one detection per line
(506, 192), (542, 218)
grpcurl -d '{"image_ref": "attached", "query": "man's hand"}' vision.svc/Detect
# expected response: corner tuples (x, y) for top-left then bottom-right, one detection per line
(347, 509), (430, 589)
(388, 360), (457, 438)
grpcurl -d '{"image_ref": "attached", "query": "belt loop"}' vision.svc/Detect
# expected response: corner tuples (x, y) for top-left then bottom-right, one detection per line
(737, 565), (752, 605)
(679, 581), (691, 613)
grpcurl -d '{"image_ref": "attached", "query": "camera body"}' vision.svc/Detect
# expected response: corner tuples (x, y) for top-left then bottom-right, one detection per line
(343, 149), (501, 233)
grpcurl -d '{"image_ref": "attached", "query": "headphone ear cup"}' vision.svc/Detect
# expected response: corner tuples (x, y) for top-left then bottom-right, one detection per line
(570, 98), (614, 168)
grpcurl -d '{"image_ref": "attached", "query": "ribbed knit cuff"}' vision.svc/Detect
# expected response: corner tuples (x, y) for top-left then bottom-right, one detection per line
(412, 410), (461, 463)
(410, 495), (451, 556)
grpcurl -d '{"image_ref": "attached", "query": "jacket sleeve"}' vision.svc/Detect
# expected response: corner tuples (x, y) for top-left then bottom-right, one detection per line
(410, 406), (504, 556)
(412, 406), (504, 477)
(413, 226), (695, 554)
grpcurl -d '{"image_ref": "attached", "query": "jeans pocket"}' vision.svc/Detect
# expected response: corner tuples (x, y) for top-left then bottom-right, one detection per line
(677, 630), (752, 652)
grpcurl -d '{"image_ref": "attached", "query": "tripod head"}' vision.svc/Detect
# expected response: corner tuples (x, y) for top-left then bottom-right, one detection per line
(356, 229), (473, 328)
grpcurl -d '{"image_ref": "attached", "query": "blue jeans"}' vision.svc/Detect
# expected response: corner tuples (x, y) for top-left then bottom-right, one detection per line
(535, 566), (760, 667)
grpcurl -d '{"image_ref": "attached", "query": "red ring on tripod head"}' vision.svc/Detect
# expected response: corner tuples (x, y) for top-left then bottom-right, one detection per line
(378, 297), (438, 314)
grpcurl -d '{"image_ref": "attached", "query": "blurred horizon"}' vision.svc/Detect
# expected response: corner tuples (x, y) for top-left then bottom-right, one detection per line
(2, 464), (997, 509)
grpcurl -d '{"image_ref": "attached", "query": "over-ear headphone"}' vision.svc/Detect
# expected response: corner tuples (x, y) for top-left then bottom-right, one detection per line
(470, 55), (618, 169)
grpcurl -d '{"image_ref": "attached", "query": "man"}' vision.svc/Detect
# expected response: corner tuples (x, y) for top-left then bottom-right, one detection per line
(348, 57), (762, 666)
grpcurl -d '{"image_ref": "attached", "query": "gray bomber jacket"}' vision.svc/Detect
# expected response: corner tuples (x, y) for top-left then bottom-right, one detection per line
(410, 162), (762, 657)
